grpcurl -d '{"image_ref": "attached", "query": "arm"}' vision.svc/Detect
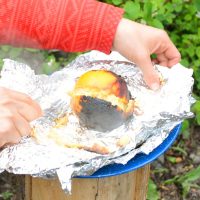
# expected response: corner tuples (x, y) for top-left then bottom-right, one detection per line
(0, 0), (123, 54)
(0, 0), (180, 89)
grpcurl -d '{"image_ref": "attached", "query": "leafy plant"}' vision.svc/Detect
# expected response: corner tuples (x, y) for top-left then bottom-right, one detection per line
(147, 178), (160, 200)
(164, 166), (200, 198)
(0, 191), (13, 200)
(0, 46), (79, 74)
(180, 119), (191, 139)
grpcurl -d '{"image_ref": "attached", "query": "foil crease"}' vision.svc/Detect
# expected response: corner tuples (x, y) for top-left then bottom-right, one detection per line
(0, 51), (194, 193)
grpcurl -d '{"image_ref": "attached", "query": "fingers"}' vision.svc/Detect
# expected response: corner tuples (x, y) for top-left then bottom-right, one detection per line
(164, 42), (181, 67)
(135, 53), (160, 90)
(0, 98), (41, 122)
(0, 112), (21, 147)
(12, 112), (31, 137)
(7, 89), (42, 115)
(0, 87), (42, 148)
(156, 50), (181, 68)
(111, 18), (181, 89)
(9, 89), (42, 116)
(156, 53), (168, 67)
(14, 100), (41, 121)
(154, 32), (181, 67)
(0, 87), (42, 120)
(0, 107), (31, 147)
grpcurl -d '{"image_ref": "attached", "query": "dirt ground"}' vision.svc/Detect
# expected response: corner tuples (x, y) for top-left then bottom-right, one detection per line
(0, 126), (199, 200)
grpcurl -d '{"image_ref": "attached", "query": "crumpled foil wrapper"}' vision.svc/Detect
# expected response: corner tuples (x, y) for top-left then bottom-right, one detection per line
(0, 51), (194, 193)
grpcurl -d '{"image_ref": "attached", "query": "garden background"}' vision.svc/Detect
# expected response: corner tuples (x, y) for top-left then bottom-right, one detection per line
(0, 0), (200, 199)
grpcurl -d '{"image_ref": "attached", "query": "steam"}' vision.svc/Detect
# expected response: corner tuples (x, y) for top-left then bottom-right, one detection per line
(0, 28), (48, 74)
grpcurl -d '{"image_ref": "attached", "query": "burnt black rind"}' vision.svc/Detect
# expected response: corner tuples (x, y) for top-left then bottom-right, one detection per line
(78, 96), (125, 132)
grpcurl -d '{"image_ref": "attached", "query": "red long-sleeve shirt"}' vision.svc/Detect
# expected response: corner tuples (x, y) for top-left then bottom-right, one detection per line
(0, 0), (124, 54)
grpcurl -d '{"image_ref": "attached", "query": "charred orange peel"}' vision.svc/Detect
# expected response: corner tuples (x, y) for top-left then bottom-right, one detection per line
(70, 70), (135, 131)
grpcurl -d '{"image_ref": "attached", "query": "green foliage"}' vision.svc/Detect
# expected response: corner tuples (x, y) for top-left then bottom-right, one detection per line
(181, 119), (190, 139)
(0, 191), (13, 200)
(171, 146), (187, 156)
(164, 166), (200, 198)
(152, 167), (169, 174)
(112, 0), (123, 5)
(147, 178), (160, 200)
(0, 46), (79, 74)
(166, 155), (177, 163)
(124, 1), (141, 20)
(192, 100), (200, 125)
(178, 166), (200, 198)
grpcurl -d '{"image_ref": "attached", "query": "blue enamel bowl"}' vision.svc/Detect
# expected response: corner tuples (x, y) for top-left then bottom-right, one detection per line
(78, 123), (181, 178)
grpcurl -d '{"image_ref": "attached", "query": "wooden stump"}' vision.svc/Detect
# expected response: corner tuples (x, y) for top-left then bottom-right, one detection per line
(25, 164), (150, 200)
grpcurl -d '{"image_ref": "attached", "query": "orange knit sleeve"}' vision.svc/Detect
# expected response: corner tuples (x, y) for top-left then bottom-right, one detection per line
(0, 0), (124, 54)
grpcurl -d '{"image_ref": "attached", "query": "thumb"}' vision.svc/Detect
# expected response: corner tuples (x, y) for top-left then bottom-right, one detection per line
(136, 55), (160, 90)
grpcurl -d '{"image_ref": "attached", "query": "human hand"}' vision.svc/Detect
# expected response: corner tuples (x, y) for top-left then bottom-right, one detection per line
(113, 18), (181, 90)
(0, 87), (42, 148)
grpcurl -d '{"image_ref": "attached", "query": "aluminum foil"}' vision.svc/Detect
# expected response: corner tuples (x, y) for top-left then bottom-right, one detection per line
(0, 50), (194, 193)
